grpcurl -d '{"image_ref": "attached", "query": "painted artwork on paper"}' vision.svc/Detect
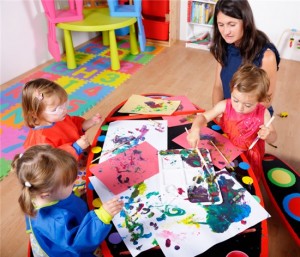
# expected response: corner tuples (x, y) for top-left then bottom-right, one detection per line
(90, 168), (270, 257)
(118, 94), (181, 115)
(90, 175), (164, 257)
(162, 96), (198, 127)
(99, 120), (168, 163)
(158, 148), (222, 205)
(90, 142), (159, 194)
(172, 126), (243, 169)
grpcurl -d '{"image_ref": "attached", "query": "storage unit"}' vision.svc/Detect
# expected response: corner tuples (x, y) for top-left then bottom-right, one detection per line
(185, 0), (217, 50)
(142, 0), (179, 46)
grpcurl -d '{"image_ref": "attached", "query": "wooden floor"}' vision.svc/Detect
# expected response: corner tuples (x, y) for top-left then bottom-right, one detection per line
(1, 41), (299, 257)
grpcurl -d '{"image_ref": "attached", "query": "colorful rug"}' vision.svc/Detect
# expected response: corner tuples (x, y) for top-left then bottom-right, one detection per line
(0, 36), (164, 179)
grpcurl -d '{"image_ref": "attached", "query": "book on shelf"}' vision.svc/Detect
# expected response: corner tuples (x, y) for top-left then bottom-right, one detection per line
(187, 31), (210, 43)
(188, 1), (215, 25)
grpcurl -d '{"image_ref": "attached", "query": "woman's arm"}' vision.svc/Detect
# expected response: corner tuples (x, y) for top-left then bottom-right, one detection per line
(261, 50), (278, 107)
(212, 63), (224, 106)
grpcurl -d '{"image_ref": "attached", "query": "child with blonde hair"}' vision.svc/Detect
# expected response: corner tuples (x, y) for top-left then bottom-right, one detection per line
(187, 65), (277, 181)
(22, 78), (101, 160)
(12, 145), (124, 256)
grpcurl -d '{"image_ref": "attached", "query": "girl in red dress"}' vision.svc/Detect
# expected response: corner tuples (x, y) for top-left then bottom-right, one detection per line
(187, 65), (277, 181)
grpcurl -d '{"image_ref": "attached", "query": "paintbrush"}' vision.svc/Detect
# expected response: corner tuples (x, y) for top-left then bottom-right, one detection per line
(209, 140), (234, 171)
(107, 109), (205, 122)
(185, 127), (211, 173)
(249, 116), (275, 150)
(91, 141), (131, 163)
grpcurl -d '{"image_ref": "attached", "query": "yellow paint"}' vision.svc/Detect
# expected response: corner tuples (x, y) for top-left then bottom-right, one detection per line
(92, 198), (102, 208)
(92, 146), (102, 153)
(242, 176), (253, 185)
(179, 214), (201, 228)
(137, 182), (147, 194)
(272, 169), (291, 184)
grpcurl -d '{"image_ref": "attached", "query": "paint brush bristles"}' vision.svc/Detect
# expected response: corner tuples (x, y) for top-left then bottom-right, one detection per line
(209, 140), (234, 170)
(195, 148), (211, 175)
(185, 127), (211, 174)
(91, 141), (130, 163)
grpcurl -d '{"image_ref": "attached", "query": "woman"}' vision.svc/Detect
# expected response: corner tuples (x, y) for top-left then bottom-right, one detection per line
(210, 0), (280, 115)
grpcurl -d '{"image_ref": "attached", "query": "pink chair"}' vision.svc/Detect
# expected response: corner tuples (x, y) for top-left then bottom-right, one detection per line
(41, 0), (84, 61)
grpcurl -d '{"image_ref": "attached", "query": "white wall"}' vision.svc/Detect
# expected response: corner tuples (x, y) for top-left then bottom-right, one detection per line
(0, 0), (97, 85)
(180, 0), (300, 62)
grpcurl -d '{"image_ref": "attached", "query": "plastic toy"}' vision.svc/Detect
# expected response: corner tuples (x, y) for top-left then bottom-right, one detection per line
(289, 36), (294, 48)
(279, 112), (288, 118)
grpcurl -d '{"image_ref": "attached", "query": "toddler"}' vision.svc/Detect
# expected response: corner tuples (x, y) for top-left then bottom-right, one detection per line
(22, 78), (102, 160)
(12, 145), (124, 256)
(187, 65), (277, 181)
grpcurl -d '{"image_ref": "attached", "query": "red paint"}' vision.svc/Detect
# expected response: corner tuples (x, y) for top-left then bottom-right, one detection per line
(165, 238), (171, 247)
(289, 197), (300, 216)
(177, 188), (185, 195)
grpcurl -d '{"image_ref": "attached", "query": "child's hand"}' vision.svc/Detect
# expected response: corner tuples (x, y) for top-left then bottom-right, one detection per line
(257, 125), (271, 140)
(102, 198), (124, 217)
(91, 113), (102, 125)
(187, 129), (200, 149)
(82, 113), (102, 131)
(76, 135), (90, 150)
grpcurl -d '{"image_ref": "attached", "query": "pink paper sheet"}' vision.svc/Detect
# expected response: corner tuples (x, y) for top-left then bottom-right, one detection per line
(172, 126), (243, 169)
(90, 141), (159, 194)
(162, 96), (198, 127)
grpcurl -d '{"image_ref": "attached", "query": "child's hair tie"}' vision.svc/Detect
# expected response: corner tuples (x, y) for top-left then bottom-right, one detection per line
(25, 181), (32, 188)
(19, 153), (23, 158)
(234, 84), (238, 88)
(34, 90), (44, 101)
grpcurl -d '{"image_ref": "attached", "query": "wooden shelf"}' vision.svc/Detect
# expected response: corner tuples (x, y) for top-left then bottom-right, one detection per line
(185, 42), (210, 51)
(185, 0), (217, 50)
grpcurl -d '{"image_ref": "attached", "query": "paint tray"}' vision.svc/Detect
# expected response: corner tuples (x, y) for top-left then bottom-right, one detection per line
(158, 148), (223, 205)
(187, 167), (223, 205)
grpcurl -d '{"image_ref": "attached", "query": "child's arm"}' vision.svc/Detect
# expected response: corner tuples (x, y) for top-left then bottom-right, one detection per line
(94, 198), (124, 224)
(82, 113), (102, 132)
(258, 110), (277, 144)
(187, 100), (226, 148)
(74, 134), (90, 151)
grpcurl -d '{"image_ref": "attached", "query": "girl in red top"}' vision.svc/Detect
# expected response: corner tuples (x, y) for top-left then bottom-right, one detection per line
(22, 78), (102, 187)
(187, 65), (277, 181)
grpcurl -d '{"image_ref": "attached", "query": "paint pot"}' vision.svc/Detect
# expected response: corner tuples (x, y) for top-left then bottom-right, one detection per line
(108, 232), (123, 244)
(98, 135), (106, 142)
(91, 146), (102, 153)
(226, 250), (249, 257)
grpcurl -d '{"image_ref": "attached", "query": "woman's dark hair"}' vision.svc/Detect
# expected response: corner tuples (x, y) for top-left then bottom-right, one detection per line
(210, 0), (271, 66)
